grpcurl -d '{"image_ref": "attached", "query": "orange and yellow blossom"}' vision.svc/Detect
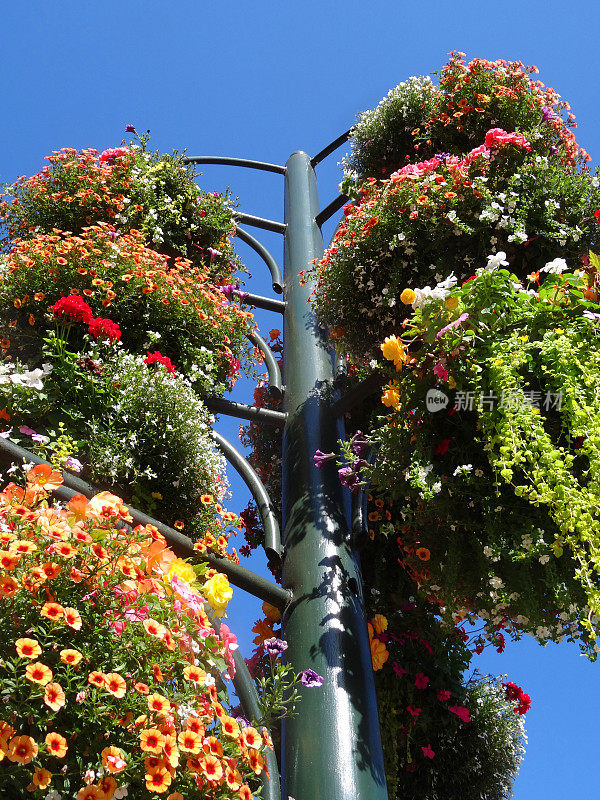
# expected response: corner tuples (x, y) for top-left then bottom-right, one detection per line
(45, 731), (68, 758)
(15, 637), (41, 658)
(7, 735), (38, 764)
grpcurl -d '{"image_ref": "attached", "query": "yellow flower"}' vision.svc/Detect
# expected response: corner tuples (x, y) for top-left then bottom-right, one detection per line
(381, 382), (400, 409)
(380, 335), (407, 365)
(400, 288), (416, 305)
(166, 558), (196, 585)
(371, 614), (388, 635)
(203, 573), (233, 617)
(448, 375), (457, 390)
(445, 296), (459, 311)
(370, 638), (389, 671)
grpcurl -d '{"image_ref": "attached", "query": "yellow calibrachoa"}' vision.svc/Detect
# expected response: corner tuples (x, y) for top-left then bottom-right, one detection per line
(380, 335), (407, 366)
(381, 381), (401, 410)
(400, 288), (416, 305)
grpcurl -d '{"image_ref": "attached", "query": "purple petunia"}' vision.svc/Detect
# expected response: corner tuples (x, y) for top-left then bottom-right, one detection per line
(338, 466), (360, 492)
(125, 124), (137, 134)
(263, 637), (288, 657)
(299, 669), (324, 687)
(314, 449), (336, 468)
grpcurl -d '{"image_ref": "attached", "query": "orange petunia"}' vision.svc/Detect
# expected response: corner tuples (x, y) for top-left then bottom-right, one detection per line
(105, 673), (127, 698)
(76, 787), (98, 800)
(248, 748), (265, 775)
(147, 693), (170, 715)
(143, 618), (166, 638)
(183, 664), (206, 684)
(134, 681), (150, 695)
(44, 682), (66, 711)
(415, 547), (431, 562)
(162, 735), (179, 768)
(32, 767), (52, 789)
(0, 550), (21, 571)
(167, 793), (185, 800)
(185, 717), (204, 735)
(221, 716), (239, 738)
(239, 783), (254, 800)
(145, 766), (172, 793)
(140, 728), (165, 754)
(25, 661), (53, 685)
(152, 663), (164, 682)
(7, 735), (38, 764)
(41, 601), (65, 622)
(96, 775), (117, 800)
(60, 648), (83, 666)
(26, 463), (64, 492)
(225, 768), (242, 791)
(88, 671), (107, 688)
(45, 731), (68, 758)
(55, 542), (78, 559)
(201, 754), (224, 782)
(0, 576), (20, 597)
(64, 607), (82, 630)
(178, 729), (202, 754)
(15, 638), (41, 659)
(241, 727), (261, 749)
(101, 745), (127, 773)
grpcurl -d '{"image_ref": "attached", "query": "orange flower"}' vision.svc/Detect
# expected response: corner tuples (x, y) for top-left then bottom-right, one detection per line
(26, 463), (63, 492)
(370, 638), (389, 671)
(178, 729), (202, 754)
(64, 607), (82, 630)
(60, 648), (83, 666)
(0, 576), (20, 597)
(134, 681), (150, 695)
(167, 793), (185, 800)
(7, 735), (38, 764)
(41, 601), (65, 622)
(147, 693), (170, 715)
(32, 767), (52, 789)
(76, 787), (99, 800)
(416, 547), (431, 561)
(225, 768), (242, 791)
(25, 661), (53, 685)
(15, 637), (41, 659)
(44, 682), (66, 711)
(152, 663), (164, 682)
(163, 735), (179, 768)
(101, 745), (127, 773)
(55, 542), (78, 559)
(145, 766), (172, 793)
(239, 785), (253, 800)
(0, 550), (20, 571)
(105, 673), (127, 699)
(221, 716), (239, 738)
(200, 494), (214, 506)
(201, 754), (224, 782)
(241, 727), (261, 749)
(371, 614), (388, 635)
(248, 748), (264, 775)
(143, 618), (166, 638)
(88, 671), (107, 688)
(45, 731), (68, 758)
(183, 664), (206, 684)
(96, 775), (117, 800)
(185, 717), (204, 735)
(140, 728), (166, 754)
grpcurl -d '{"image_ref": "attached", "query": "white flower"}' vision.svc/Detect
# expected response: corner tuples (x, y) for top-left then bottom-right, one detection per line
(44, 792), (62, 800)
(539, 554), (550, 564)
(536, 625), (551, 639)
(541, 257), (568, 274)
(489, 576), (504, 589)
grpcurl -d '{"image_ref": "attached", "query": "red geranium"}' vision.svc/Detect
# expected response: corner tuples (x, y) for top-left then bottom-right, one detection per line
(51, 296), (93, 324)
(88, 317), (122, 343)
(144, 351), (176, 375)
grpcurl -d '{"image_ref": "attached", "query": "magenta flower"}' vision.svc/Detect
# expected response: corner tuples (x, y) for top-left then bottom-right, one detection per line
(433, 363), (448, 381)
(421, 744), (435, 759)
(414, 672), (430, 690)
(125, 124), (137, 133)
(264, 637), (288, 656)
(448, 705), (471, 723)
(300, 669), (324, 687)
(406, 705), (422, 717)
(436, 312), (469, 338)
(314, 449), (336, 468)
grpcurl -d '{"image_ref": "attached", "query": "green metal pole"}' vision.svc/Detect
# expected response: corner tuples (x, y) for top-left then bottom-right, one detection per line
(281, 151), (388, 800)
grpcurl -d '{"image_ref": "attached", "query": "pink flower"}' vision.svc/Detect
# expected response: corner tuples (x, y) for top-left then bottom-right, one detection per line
(437, 690), (451, 702)
(99, 147), (130, 163)
(449, 705), (471, 723)
(421, 744), (435, 759)
(392, 662), (407, 678)
(436, 313), (469, 339)
(433, 363), (448, 381)
(463, 144), (489, 165)
(407, 705), (422, 717)
(484, 128), (531, 151)
(414, 673), (430, 690)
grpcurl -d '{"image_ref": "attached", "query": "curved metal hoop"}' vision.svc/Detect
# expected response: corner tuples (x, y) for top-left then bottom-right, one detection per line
(236, 225), (284, 292)
(247, 330), (283, 398)
(182, 155), (286, 175)
(211, 430), (283, 562)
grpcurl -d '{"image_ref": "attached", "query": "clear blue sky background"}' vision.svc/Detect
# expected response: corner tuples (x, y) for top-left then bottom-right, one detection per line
(2, 3), (599, 798)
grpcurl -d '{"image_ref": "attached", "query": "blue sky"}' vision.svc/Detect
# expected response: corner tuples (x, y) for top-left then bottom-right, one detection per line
(3, 2), (600, 797)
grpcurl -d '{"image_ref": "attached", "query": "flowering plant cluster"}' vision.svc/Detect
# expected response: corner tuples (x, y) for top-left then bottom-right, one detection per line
(0, 134), (242, 281)
(342, 52), (589, 184)
(362, 532), (527, 800)
(0, 467), (269, 799)
(311, 55), (600, 359)
(359, 257), (600, 656)
(0, 223), (253, 392)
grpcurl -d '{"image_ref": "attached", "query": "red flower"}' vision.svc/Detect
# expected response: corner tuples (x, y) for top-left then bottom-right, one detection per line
(421, 744), (435, 759)
(437, 690), (451, 702)
(51, 296), (93, 324)
(144, 351), (176, 374)
(448, 705), (471, 723)
(435, 439), (450, 455)
(414, 672), (430, 690)
(407, 705), (422, 717)
(88, 317), (121, 343)
(593, 209), (600, 221)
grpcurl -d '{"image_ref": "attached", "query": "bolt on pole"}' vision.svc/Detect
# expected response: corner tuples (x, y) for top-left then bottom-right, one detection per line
(280, 151), (388, 800)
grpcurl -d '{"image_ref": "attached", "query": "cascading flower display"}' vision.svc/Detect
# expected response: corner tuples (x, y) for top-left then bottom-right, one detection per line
(0, 467), (266, 799)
